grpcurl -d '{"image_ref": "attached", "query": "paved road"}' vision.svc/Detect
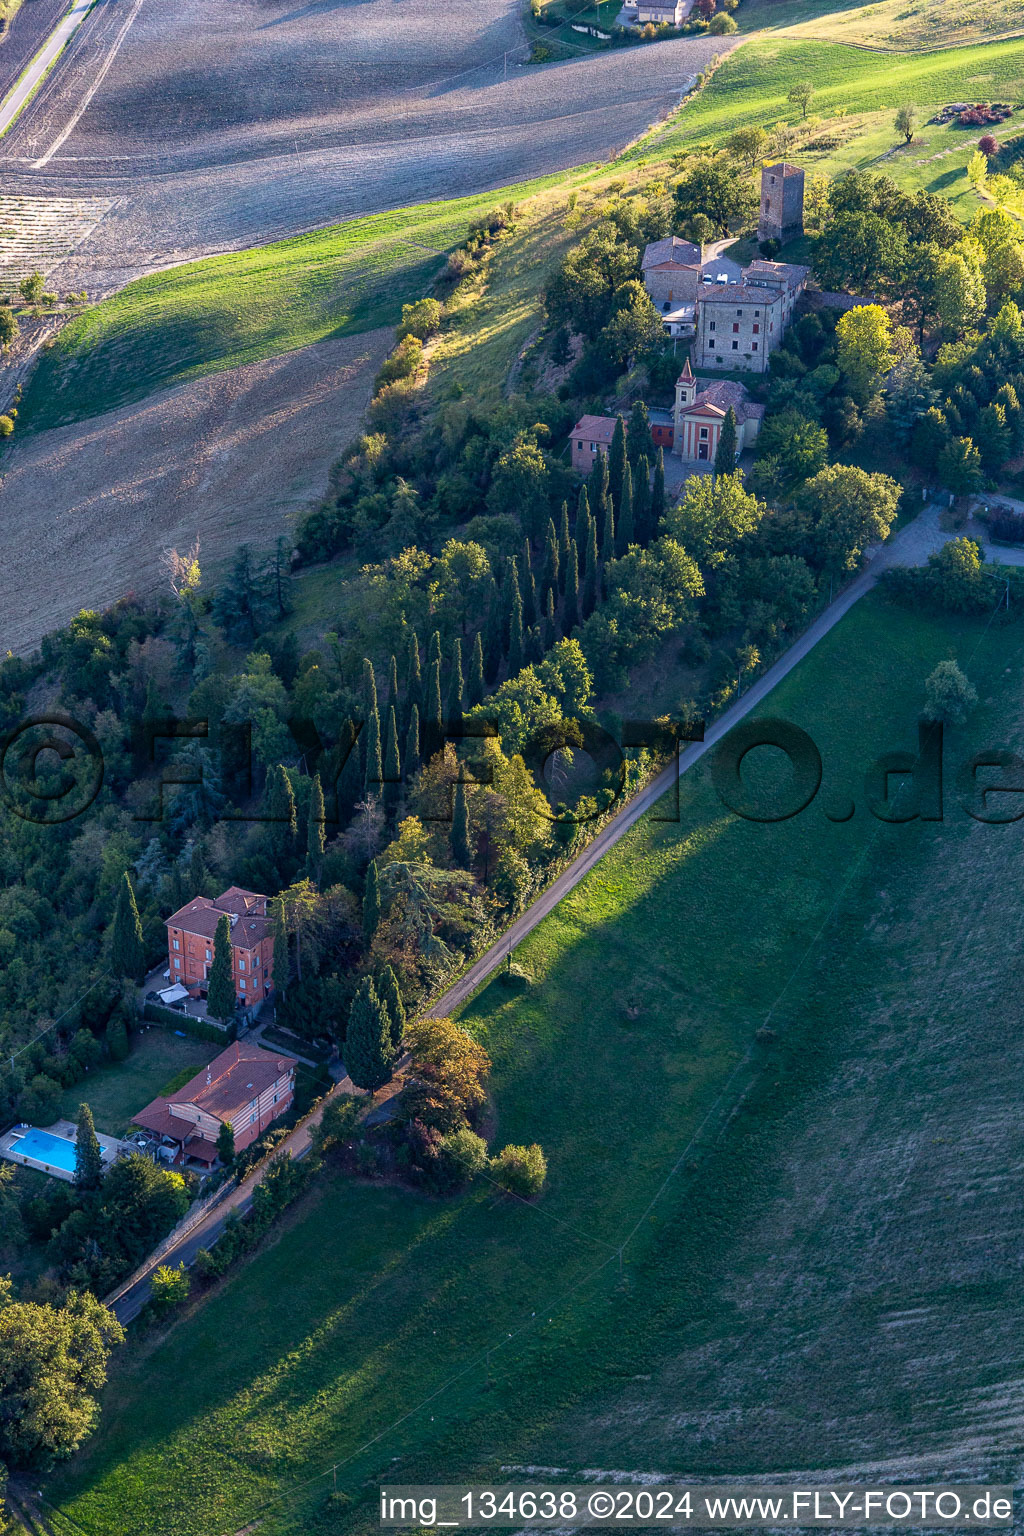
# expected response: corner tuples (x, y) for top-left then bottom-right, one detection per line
(106, 1076), (360, 1323)
(425, 505), (952, 1020)
(0, 0), (92, 139)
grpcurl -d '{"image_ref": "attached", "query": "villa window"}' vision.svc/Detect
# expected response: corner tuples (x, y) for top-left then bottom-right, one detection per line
(708, 339), (715, 349)
(173, 938), (180, 951)
(752, 341), (759, 351)
(174, 957), (181, 969)
(732, 323), (739, 333)
(709, 320), (716, 331)
(699, 427), (708, 439)
(736, 308), (742, 317)
(577, 441), (583, 451)
(752, 324), (759, 334)
(239, 978), (246, 990)
(238, 958), (245, 971)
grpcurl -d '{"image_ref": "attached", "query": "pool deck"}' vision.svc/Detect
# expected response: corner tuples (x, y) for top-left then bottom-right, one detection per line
(0, 1118), (134, 1183)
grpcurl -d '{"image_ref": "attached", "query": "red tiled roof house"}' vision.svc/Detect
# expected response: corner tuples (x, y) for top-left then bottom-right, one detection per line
(132, 1040), (298, 1165)
(166, 885), (274, 1011)
(570, 414), (618, 474)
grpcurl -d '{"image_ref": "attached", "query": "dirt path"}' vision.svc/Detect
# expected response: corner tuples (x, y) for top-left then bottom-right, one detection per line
(0, 327), (390, 654)
(0, 0), (92, 138)
(426, 506), (952, 1021)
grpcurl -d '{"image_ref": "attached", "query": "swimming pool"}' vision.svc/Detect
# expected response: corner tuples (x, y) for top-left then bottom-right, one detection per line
(10, 1127), (79, 1174)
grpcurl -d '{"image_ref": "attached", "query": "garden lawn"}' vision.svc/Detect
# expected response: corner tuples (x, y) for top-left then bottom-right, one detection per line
(42, 590), (1017, 1536)
(56, 1029), (216, 1137)
(17, 172), (594, 435)
(738, 0), (1024, 50)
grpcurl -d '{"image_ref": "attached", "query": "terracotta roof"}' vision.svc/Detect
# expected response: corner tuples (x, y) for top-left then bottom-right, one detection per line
(166, 887), (271, 949)
(678, 357), (694, 382)
(697, 283), (783, 306)
(132, 1041), (298, 1134)
(571, 414), (618, 444)
(681, 379), (765, 426)
(744, 259), (810, 291)
(642, 236), (702, 271)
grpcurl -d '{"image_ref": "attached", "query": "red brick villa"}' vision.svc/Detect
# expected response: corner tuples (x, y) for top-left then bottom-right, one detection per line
(132, 1041), (298, 1166)
(166, 885), (274, 1010)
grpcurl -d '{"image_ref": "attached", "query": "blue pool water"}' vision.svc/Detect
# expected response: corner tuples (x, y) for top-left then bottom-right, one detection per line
(11, 1127), (79, 1173)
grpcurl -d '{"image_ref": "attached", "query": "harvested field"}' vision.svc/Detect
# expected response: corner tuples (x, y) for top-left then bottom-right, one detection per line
(0, 0), (67, 97)
(0, 0), (731, 286)
(0, 192), (116, 294)
(0, 327), (389, 654)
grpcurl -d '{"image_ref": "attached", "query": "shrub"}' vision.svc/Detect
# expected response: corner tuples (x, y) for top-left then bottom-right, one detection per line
(0, 416), (13, 437)
(986, 507), (1024, 543)
(708, 12), (737, 31)
(979, 134), (999, 156)
(490, 1142), (548, 1198)
(397, 297), (443, 342)
(150, 1262), (190, 1316)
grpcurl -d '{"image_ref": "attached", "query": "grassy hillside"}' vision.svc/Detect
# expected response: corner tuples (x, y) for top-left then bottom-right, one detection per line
(637, 34), (1024, 178)
(17, 171), (593, 434)
(43, 592), (1018, 1536)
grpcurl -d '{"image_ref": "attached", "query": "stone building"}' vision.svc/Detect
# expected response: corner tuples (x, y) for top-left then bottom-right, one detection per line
(693, 259), (808, 375)
(757, 162), (805, 243)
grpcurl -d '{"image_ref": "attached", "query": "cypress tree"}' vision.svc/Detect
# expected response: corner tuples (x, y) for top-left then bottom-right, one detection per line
(265, 764), (297, 863)
(544, 587), (557, 649)
(406, 703), (421, 778)
(633, 453), (652, 545)
(426, 656), (443, 759)
(558, 502), (571, 590)
(527, 624), (544, 666)
(384, 704), (402, 803)
(337, 720), (363, 818)
(378, 963), (406, 1052)
(406, 632), (423, 719)
(451, 777), (472, 869)
(608, 415), (627, 511)
(582, 517), (598, 618)
(574, 485), (589, 549)
(507, 579), (524, 675)
(344, 976), (393, 1092)
(188, 840), (207, 899)
(360, 659), (378, 771)
(74, 1102), (104, 1191)
(428, 628), (442, 673)
(483, 578), (504, 683)
(523, 565), (538, 632)
(601, 497), (616, 565)
(362, 860), (381, 948)
(651, 447), (666, 534)
(207, 913), (236, 1023)
(364, 704), (383, 795)
(306, 772), (325, 879)
(587, 449), (609, 517)
(217, 1120), (235, 1166)
(715, 406), (738, 479)
(467, 631), (486, 707)
(386, 652), (399, 717)
(627, 399), (651, 464)
(617, 464), (634, 554)
(542, 517), (560, 602)
(447, 637), (464, 722)
(109, 872), (145, 982)
(272, 895), (289, 997)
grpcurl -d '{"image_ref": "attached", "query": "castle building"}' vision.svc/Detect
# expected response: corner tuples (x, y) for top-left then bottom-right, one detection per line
(672, 358), (764, 465)
(693, 259), (808, 375)
(758, 162), (805, 243)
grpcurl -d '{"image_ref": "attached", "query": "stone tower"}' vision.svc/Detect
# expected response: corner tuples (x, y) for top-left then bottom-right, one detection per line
(758, 162), (804, 243)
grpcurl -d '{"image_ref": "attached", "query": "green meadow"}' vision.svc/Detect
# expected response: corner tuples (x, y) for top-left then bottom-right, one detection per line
(42, 591), (1020, 1536)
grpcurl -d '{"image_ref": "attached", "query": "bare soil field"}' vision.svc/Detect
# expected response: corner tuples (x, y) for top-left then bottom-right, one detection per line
(0, 0), (730, 288)
(0, 326), (389, 653)
(0, 0), (66, 96)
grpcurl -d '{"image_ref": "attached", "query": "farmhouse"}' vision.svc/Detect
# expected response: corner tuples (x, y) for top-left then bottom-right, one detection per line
(693, 259), (809, 374)
(672, 357), (764, 464)
(132, 1040), (298, 1166)
(569, 414), (619, 473)
(166, 885), (275, 1013)
(635, 0), (691, 23)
